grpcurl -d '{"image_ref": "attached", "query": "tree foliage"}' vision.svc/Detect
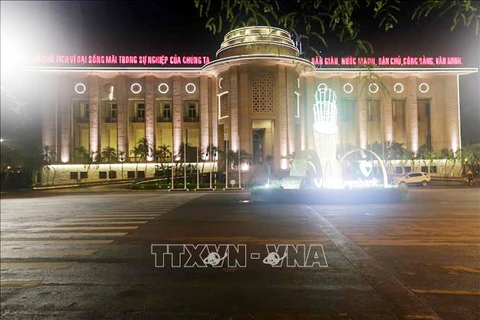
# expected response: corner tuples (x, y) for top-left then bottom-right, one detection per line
(194, 0), (479, 56)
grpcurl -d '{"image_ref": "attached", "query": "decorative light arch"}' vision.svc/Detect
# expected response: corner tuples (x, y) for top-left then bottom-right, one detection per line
(340, 148), (389, 188)
(185, 82), (196, 94)
(158, 83), (169, 94)
(75, 83), (86, 94)
(131, 83), (142, 94)
(343, 83), (353, 94)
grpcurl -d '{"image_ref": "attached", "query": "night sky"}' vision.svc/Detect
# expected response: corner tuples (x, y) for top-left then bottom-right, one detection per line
(1, 0), (479, 144)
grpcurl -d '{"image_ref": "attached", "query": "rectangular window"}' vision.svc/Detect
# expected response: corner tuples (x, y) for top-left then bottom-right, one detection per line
(294, 92), (300, 118)
(99, 171), (107, 179)
(127, 171), (136, 179)
(105, 102), (117, 123)
(81, 103), (89, 120)
(338, 99), (357, 151)
(417, 99), (432, 150)
(339, 99), (355, 121)
(108, 171), (117, 179)
(367, 99), (380, 122)
(156, 100), (172, 122)
(184, 101), (198, 122)
(430, 166), (437, 173)
(137, 171), (145, 179)
(136, 103), (145, 121)
(80, 172), (88, 179)
(70, 172), (79, 179)
(74, 102), (90, 123)
(189, 103), (197, 118)
(110, 103), (117, 119)
(219, 93), (229, 119)
(160, 102), (172, 122)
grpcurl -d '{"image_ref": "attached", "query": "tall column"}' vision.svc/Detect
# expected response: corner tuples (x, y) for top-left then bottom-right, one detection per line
(117, 76), (128, 161)
(305, 77), (315, 150)
(60, 76), (71, 163)
(230, 66), (239, 151)
(172, 75), (182, 158)
(430, 77), (445, 151)
(239, 67), (249, 153)
(286, 71), (294, 161)
(445, 75), (460, 151)
(406, 76), (419, 153)
(358, 80), (367, 149)
(200, 76), (209, 156)
(89, 76), (99, 162)
(145, 76), (155, 160)
(299, 78), (305, 151)
(278, 66), (288, 169)
(211, 77), (218, 149)
(383, 77), (393, 143)
(41, 75), (57, 159)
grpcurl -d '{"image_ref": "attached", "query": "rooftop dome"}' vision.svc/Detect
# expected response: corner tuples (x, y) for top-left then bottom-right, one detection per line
(216, 26), (299, 59)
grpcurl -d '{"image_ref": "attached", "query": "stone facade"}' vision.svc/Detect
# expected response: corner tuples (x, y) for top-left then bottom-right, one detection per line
(38, 26), (477, 185)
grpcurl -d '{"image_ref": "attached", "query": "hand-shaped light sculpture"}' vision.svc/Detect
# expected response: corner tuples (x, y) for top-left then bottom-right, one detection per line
(313, 84), (343, 188)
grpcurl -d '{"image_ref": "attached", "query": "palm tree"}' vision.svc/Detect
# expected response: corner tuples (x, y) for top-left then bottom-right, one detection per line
(461, 145), (480, 176)
(136, 138), (153, 160)
(75, 146), (90, 164)
(75, 146), (97, 173)
(155, 145), (172, 163)
(130, 138), (152, 177)
(130, 145), (142, 174)
(41, 145), (56, 185)
(228, 149), (252, 167)
(154, 145), (172, 180)
(449, 149), (462, 177)
(439, 148), (452, 177)
(206, 145), (218, 161)
(101, 146), (117, 176)
(178, 142), (197, 163)
(387, 141), (408, 173)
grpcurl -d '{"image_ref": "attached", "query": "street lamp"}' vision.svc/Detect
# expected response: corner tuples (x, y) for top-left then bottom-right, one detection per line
(119, 155), (125, 180)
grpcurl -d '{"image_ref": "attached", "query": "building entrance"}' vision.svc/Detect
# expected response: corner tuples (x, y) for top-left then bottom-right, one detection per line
(252, 129), (265, 164)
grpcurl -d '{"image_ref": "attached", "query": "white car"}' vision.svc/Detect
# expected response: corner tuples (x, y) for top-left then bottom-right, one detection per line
(394, 172), (431, 187)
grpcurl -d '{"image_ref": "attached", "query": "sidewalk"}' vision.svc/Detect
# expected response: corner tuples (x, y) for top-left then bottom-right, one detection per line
(430, 177), (477, 187)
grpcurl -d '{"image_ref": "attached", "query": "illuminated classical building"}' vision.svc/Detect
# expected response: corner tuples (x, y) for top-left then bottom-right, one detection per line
(34, 26), (477, 184)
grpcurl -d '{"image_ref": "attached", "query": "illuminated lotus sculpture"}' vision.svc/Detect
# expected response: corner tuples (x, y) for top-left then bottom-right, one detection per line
(313, 84), (343, 188)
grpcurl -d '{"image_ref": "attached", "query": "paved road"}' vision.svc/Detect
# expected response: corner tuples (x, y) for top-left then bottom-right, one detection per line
(1, 187), (479, 319)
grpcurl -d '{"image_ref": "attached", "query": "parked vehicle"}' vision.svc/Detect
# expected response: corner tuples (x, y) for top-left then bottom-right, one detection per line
(393, 172), (431, 187)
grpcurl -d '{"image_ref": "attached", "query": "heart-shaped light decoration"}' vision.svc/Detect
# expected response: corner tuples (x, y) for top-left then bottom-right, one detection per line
(359, 161), (372, 178)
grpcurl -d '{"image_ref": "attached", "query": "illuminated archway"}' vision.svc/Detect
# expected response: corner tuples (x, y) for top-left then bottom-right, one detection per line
(340, 149), (389, 188)
(282, 150), (324, 189)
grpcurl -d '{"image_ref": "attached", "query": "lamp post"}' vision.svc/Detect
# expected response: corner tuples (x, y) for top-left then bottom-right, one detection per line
(119, 154), (125, 180)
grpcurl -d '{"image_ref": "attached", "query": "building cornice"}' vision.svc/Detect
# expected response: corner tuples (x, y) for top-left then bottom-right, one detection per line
(312, 67), (478, 77)
(202, 54), (316, 76)
(23, 65), (478, 78)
